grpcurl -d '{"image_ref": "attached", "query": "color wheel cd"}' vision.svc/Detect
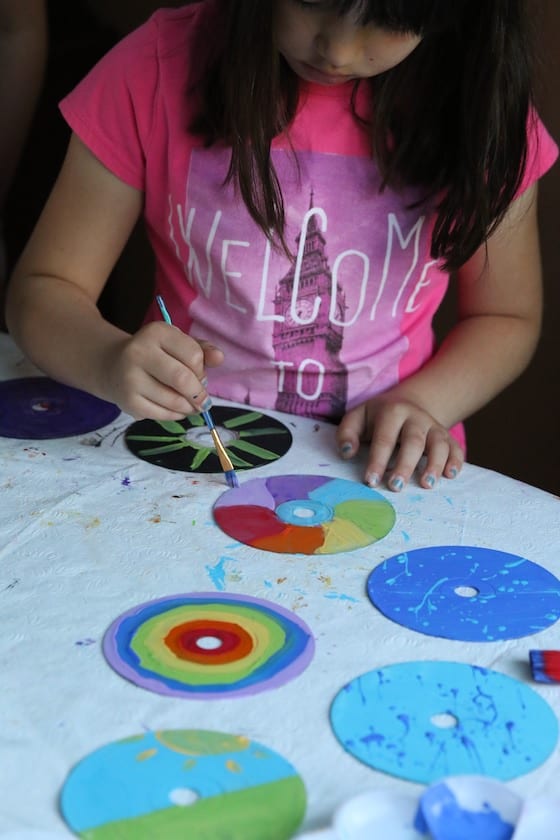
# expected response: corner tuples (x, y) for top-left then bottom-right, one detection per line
(330, 660), (558, 784)
(103, 592), (315, 698)
(213, 474), (396, 555)
(0, 377), (120, 439)
(60, 729), (306, 839)
(367, 545), (560, 642)
(124, 406), (292, 473)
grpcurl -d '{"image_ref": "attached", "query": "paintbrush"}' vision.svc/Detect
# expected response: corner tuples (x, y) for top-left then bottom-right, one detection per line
(155, 295), (239, 488)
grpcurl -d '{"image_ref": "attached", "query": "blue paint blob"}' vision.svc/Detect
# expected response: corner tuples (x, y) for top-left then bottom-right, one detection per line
(417, 781), (517, 840)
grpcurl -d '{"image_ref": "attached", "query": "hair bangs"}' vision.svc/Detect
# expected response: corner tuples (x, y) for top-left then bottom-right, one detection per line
(324, 0), (468, 35)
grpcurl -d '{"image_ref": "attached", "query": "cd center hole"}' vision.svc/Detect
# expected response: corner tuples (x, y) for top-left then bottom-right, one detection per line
(430, 712), (459, 729)
(195, 635), (223, 650)
(293, 507), (315, 518)
(169, 788), (200, 807)
(454, 585), (480, 598)
(31, 400), (54, 412)
(183, 427), (237, 448)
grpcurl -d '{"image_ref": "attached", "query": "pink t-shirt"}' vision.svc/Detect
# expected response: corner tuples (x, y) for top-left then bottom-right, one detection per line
(60, 2), (558, 443)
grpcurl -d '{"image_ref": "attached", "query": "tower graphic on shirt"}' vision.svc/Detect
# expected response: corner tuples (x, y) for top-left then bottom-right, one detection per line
(273, 192), (347, 418)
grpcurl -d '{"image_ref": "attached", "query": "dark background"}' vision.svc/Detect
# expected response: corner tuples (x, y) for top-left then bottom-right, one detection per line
(5, 0), (560, 493)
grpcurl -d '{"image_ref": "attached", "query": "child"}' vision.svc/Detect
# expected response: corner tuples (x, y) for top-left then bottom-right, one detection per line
(6, 0), (558, 491)
(0, 0), (47, 327)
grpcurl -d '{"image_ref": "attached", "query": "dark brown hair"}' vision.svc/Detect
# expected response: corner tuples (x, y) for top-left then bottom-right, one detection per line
(193, 0), (536, 271)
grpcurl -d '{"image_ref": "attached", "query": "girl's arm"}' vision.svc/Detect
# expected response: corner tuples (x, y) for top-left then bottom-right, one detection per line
(337, 184), (542, 490)
(6, 134), (222, 418)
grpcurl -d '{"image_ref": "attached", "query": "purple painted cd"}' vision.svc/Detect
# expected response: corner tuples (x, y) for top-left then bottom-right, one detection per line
(0, 377), (120, 439)
(103, 592), (315, 699)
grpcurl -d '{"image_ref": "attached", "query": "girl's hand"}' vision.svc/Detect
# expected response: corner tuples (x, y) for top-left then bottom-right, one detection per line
(103, 321), (224, 419)
(336, 395), (464, 491)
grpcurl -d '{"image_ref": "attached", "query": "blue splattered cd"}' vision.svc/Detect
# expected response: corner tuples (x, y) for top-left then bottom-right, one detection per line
(367, 545), (560, 642)
(330, 660), (558, 784)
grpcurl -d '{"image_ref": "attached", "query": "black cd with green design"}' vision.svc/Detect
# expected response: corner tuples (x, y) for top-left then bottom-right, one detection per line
(124, 407), (293, 474)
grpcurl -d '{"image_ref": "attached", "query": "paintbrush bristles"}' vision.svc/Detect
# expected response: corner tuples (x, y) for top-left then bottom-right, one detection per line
(209, 428), (233, 470)
(210, 428), (239, 488)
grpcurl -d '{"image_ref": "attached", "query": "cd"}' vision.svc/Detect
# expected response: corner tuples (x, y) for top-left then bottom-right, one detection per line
(330, 660), (558, 784)
(60, 729), (306, 839)
(103, 592), (314, 698)
(0, 377), (120, 439)
(124, 406), (292, 473)
(213, 474), (396, 555)
(367, 545), (560, 641)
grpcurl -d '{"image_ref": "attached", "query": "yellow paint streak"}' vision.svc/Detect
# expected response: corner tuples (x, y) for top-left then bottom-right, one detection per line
(226, 759), (242, 773)
(136, 748), (157, 762)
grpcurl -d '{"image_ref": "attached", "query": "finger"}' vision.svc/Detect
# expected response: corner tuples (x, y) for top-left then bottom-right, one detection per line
(442, 439), (464, 480)
(127, 396), (191, 422)
(385, 420), (427, 491)
(363, 415), (402, 488)
(417, 427), (454, 489)
(337, 405), (366, 460)
(141, 350), (211, 412)
(199, 340), (225, 369)
(157, 326), (208, 382)
(123, 369), (197, 419)
(138, 326), (210, 411)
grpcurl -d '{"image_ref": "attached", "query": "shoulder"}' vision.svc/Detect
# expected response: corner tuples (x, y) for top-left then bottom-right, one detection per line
(519, 108), (558, 193)
(100, 2), (218, 82)
(58, 1), (220, 189)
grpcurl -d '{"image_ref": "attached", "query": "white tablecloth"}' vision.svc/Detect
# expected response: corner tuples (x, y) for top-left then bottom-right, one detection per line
(1, 332), (560, 837)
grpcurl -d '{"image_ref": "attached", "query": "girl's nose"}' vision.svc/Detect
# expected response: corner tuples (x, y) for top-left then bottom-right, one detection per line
(315, 20), (362, 69)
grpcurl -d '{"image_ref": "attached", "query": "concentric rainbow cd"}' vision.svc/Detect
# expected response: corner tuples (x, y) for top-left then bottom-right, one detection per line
(103, 592), (314, 698)
(213, 474), (396, 554)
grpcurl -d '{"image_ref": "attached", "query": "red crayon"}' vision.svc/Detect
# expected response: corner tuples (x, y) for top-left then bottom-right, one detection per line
(529, 650), (560, 683)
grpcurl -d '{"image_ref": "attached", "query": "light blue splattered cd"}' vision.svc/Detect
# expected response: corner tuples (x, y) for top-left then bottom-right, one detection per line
(330, 660), (558, 784)
(367, 545), (560, 641)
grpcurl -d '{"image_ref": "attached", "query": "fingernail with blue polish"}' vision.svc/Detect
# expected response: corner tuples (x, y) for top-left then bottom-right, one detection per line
(424, 473), (436, 488)
(339, 442), (353, 458)
(449, 466), (458, 478)
(366, 473), (380, 488)
(390, 475), (404, 492)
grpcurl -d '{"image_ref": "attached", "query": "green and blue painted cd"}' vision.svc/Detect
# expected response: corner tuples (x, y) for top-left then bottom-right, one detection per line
(60, 729), (306, 839)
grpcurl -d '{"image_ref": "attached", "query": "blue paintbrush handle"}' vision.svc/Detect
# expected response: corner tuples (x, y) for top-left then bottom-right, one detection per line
(201, 409), (215, 431)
